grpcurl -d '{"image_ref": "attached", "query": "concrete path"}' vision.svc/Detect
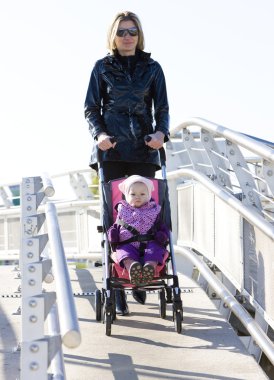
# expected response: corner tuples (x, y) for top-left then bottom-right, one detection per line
(0, 264), (269, 380)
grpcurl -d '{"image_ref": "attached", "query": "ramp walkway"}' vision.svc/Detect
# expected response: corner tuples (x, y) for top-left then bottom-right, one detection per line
(0, 263), (268, 380)
(1, 117), (274, 378)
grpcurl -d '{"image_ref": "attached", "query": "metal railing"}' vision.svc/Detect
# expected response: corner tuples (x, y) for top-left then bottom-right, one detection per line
(20, 174), (81, 380)
(0, 168), (98, 208)
(170, 117), (274, 213)
(0, 169), (101, 262)
(168, 168), (274, 241)
(168, 117), (274, 364)
(174, 245), (274, 366)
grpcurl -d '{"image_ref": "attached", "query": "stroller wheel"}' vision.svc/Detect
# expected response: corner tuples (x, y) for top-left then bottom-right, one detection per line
(173, 310), (182, 334)
(105, 312), (112, 336)
(103, 290), (115, 336)
(166, 287), (173, 303)
(111, 290), (116, 321)
(172, 288), (183, 333)
(158, 289), (166, 319)
(95, 289), (102, 321)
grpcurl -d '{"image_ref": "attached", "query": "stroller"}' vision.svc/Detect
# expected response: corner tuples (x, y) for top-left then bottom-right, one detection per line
(95, 146), (183, 336)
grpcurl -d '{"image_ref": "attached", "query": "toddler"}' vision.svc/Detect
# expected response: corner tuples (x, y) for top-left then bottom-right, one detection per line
(108, 175), (169, 285)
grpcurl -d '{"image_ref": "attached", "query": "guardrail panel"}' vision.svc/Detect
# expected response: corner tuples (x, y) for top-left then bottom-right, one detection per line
(249, 226), (274, 322)
(177, 184), (193, 244)
(215, 196), (243, 288)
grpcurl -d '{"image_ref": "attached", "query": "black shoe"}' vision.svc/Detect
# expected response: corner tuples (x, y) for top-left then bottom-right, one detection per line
(115, 289), (129, 315)
(132, 289), (146, 305)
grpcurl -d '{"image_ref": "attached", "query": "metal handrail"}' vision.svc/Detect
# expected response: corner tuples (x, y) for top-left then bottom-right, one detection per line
(20, 175), (82, 379)
(167, 168), (274, 241)
(47, 304), (66, 377)
(174, 245), (274, 366)
(50, 168), (94, 178)
(170, 117), (274, 162)
(41, 172), (55, 197)
(45, 202), (81, 348)
(162, 119), (274, 368)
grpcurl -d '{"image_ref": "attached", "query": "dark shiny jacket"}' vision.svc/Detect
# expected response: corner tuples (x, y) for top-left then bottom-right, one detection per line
(84, 50), (169, 170)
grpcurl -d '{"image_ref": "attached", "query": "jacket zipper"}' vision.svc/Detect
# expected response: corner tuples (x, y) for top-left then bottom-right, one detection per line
(128, 107), (137, 140)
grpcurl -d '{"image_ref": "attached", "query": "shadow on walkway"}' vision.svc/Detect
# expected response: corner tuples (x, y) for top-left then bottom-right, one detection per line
(64, 352), (243, 380)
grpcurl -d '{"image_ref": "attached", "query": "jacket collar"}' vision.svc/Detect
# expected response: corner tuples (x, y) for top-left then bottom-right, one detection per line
(104, 49), (151, 65)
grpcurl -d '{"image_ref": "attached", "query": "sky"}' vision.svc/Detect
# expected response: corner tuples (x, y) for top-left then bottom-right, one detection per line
(1, 0), (274, 184)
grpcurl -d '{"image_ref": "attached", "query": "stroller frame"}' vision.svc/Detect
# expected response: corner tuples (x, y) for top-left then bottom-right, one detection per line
(95, 147), (183, 336)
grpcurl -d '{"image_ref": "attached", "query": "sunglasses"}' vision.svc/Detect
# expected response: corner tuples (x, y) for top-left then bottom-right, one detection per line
(116, 27), (138, 37)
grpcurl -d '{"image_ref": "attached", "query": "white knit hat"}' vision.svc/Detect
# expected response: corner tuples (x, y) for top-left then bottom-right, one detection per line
(118, 175), (154, 200)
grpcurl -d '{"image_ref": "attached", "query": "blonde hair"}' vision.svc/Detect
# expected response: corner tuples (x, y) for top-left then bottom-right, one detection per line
(107, 11), (145, 54)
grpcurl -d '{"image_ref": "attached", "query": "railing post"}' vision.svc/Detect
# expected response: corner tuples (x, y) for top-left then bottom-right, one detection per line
(20, 174), (81, 379)
(20, 176), (51, 379)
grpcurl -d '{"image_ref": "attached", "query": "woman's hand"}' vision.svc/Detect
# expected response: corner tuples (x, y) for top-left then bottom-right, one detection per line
(145, 131), (165, 150)
(97, 133), (116, 151)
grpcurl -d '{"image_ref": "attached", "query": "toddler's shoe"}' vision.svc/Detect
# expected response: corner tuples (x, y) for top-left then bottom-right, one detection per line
(129, 262), (142, 285)
(142, 263), (155, 284)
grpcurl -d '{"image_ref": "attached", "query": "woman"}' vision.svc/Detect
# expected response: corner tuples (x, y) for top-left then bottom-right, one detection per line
(84, 11), (170, 315)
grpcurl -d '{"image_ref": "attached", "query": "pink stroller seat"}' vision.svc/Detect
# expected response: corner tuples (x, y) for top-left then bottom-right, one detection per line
(107, 177), (170, 286)
(111, 250), (169, 286)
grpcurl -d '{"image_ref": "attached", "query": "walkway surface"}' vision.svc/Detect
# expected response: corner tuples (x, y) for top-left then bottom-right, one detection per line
(0, 262), (269, 380)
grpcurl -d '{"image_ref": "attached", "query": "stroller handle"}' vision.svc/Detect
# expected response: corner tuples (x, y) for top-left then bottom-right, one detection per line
(109, 136), (117, 144)
(144, 135), (166, 166)
(97, 136), (117, 165)
(97, 136), (166, 167)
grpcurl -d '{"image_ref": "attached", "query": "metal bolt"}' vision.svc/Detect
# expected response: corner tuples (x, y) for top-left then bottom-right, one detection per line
(27, 206), (32, 211)
(27, 240), (33, 246)
(28, 279), (36, 286)
(29, 362), (39, 371)
(204, 137), (209, 142)
(27, 196), (32, 201)
(267, 170), (273, 177)
(27, 252), (33, 259)
(29, 315), (37, 323)
(27, 218), (32, 224)
(27, 229), (32, 235)
(30, 344), (39, 353)
(29, 299), (37, 308)
(223, 303), (228, 308)
(229, 149), (235, 155)
(28, 265), (36, 273)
